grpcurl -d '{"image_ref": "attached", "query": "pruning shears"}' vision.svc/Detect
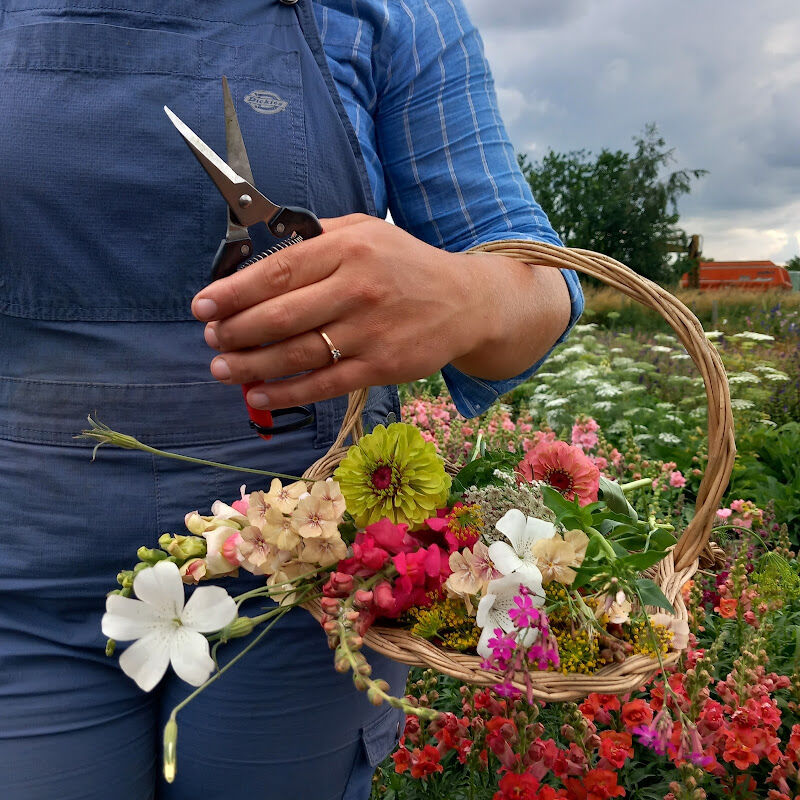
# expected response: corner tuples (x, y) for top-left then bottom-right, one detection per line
(165, 77), (319, 440)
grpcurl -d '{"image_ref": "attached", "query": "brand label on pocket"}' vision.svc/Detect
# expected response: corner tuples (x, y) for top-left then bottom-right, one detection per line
(244, 90), (288, 114)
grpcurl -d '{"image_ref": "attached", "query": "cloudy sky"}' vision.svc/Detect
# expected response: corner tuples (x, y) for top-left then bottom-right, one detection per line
(463, 0), (800, 264)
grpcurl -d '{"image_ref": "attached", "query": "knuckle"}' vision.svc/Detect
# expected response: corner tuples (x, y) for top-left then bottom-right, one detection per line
(262, 252), (293, 294)
(284, 339), (315, 372)
(353, 278), (385, 306)
(211, 324), (229, 350)
(342, 234), (374, 262)
(227, 280), (246, 312)
(239, 359), (264, 385)
(315, 377), (338, 400)
(263, 300), (292, 333)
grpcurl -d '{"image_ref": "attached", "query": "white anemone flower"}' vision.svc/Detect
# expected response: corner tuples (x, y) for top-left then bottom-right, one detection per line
(476, 572), (545, 658)
(101, 560), (237, 692)
(488, 509), (555, 579)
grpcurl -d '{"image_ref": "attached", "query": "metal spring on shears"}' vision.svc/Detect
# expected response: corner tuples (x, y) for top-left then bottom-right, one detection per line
(236, 234), (304, 270)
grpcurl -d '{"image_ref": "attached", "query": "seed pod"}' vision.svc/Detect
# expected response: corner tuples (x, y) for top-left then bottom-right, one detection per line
(334, 657), (350, 674)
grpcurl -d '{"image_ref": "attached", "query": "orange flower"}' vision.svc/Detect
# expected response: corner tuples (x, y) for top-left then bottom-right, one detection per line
(599, 730), (633, 769)
(717, 597), (738, 619)
(621, 699), (653, 731)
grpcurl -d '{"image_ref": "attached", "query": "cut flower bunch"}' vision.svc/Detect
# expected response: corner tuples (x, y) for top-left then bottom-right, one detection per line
(87, 416), (687, 782)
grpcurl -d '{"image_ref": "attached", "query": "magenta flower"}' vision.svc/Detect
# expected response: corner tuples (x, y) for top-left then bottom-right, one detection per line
(508, 593), (542, 629)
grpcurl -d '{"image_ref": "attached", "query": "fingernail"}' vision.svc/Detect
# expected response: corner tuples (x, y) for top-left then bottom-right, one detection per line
(248, 391), (270, 409)
(194, 298), (218, 320)
(210, 357), (230, 380)
(204, 325), (219, 349)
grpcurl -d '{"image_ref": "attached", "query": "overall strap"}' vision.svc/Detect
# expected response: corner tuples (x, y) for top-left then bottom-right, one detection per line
(292, 0), (378, 218)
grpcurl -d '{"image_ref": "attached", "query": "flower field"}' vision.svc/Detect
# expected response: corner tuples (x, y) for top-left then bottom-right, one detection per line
(372, 304), (800, 799)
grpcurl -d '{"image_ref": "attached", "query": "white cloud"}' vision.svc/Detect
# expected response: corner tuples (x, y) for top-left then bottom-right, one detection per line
(464, 0), (800, 261)
(683, 199), (800, 263)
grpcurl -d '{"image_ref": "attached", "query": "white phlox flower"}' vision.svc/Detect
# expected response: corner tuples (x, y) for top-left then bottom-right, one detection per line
(101, 560), (237, 692)
(488, 508), (555, 578)
(475, 573), (545, 658)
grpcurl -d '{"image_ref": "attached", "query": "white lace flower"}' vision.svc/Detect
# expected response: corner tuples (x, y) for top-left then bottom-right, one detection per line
(475, 572), (545, 658)
(731, 331), (774, 342)
(488, 508), (555, 578)
(101, 560), (237, 692)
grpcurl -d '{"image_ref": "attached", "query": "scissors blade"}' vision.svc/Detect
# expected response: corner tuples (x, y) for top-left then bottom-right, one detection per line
(164, 105), (280, 228)
(223, 77), (255, 187)
(222, 76), (253, 240)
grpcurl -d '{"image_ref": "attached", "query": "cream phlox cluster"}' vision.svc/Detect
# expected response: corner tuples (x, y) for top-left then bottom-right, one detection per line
(184, 478), (348, 599)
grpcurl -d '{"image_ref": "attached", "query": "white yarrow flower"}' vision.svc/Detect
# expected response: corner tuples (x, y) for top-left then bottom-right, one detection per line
(731, 331), (774, 342)
(102, 560), (237, 692)
(728, 372), (760, 385)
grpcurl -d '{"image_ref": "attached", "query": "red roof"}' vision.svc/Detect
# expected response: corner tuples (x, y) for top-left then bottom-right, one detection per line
(699, 260), (779, 268)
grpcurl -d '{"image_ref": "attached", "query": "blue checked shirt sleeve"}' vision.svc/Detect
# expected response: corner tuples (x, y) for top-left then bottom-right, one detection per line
(373, 0), (583, 417)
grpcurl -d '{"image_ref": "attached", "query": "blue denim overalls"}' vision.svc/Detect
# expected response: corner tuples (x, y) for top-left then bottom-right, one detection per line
(0, 1), (407, 797)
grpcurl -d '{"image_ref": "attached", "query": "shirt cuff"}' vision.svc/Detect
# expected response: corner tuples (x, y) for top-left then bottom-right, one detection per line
(441, 242), (584, 419)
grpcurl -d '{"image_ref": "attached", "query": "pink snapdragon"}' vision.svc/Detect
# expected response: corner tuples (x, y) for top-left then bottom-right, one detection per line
(669, 470), (687, 488)
(571, 416), (600, 451)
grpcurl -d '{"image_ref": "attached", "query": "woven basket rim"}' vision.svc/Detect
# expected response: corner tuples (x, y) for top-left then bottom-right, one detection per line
(299, 240), (735, 697)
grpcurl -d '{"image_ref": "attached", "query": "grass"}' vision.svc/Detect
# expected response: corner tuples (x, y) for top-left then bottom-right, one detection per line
(581, 285), (800, 336)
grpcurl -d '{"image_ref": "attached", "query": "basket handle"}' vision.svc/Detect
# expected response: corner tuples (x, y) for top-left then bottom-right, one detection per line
(303, 241), (735, 571)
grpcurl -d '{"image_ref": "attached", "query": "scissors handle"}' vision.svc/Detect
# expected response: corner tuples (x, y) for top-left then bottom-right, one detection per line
(268, 206), (323, 240)
(211, 235), (254, 281)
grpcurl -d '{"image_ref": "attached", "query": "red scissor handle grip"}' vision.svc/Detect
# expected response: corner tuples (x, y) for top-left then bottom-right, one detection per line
(242, 382), (274, 440)
(241, 382), (315, 440)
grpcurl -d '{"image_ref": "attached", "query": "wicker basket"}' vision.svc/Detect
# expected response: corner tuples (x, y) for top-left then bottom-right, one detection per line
(302, 240), (735, 702)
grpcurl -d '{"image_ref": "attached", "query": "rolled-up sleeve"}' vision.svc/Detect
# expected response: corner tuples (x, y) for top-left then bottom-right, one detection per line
(374, 0), (583, 417)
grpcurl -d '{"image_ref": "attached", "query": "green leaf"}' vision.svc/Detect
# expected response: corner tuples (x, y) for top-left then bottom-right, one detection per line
(451, 450), (520, 494)
(570, 565), (595, 590)
(649, 528), (678, 550)
(610, 541), (630, 558)
(636, 578), (675, 613)
(598, 476), (638, 521)
(619, 550), (668, 571)
(541, 485), (594, 529)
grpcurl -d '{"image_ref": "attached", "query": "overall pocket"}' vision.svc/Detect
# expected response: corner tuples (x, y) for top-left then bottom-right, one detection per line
(0, 20), (306, 321)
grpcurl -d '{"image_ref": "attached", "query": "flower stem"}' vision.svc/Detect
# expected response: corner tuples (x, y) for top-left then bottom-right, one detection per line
(230, 570), (326, 606)
(162, 586), (316, 781)
(620, 477), (653, 493)
(79, 416), (307, 482)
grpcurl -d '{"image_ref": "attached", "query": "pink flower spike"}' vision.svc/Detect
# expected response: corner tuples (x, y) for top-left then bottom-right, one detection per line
(364, 518), (410, 553)
(669, 471), (686, 488)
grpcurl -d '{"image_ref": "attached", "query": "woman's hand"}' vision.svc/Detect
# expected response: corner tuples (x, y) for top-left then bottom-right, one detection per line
(191, 214), (569, 410)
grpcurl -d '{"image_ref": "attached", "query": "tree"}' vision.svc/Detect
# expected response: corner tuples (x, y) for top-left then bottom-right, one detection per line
(519, 124), (706, 284)
(786, 255), (800, 270)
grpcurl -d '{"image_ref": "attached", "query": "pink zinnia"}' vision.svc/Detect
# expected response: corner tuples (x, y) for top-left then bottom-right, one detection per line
(517, 440), (600, 506)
